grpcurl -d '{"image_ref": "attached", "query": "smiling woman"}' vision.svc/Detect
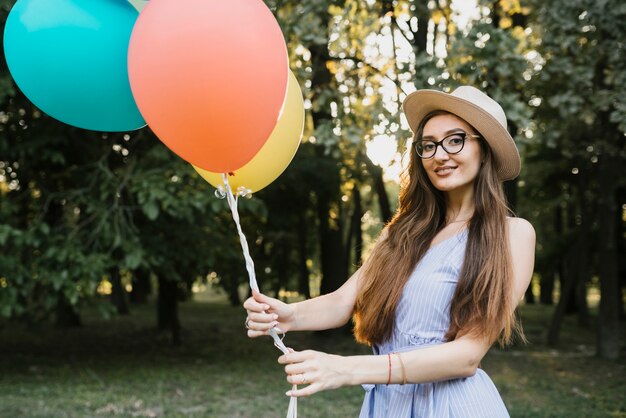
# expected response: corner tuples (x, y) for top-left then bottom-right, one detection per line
(244, 85), (535, 418)
(417, 113), (484, 194)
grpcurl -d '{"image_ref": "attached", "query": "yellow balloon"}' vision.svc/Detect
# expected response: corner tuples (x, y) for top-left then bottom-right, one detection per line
(193, 70), (304, 193)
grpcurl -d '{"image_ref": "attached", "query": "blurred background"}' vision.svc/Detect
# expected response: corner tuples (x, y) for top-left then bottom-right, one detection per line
(0, 0), (624, 417)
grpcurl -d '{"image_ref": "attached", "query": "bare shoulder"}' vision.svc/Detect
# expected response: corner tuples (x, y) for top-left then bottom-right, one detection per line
(506, 216), (536, 244)
(506, 217), (536, 300)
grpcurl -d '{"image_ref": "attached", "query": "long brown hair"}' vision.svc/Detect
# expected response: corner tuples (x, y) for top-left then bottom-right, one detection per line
(353, 110), (523, 347)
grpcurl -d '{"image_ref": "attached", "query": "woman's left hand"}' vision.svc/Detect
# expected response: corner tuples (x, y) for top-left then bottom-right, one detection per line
(278, 349), (351, 397)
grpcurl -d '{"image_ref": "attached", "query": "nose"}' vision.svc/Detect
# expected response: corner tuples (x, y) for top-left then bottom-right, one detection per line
(433, 143), (450, 161)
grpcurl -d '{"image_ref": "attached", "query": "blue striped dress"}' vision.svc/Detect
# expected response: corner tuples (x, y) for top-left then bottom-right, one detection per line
(359, 229), (510, 418)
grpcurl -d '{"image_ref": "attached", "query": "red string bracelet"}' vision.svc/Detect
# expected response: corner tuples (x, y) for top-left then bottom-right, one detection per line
(395, 352), (407, 385)
(386, 352), (392, 385)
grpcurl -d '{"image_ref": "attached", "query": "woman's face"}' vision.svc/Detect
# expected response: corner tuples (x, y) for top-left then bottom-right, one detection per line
(418, 113), (483, 193)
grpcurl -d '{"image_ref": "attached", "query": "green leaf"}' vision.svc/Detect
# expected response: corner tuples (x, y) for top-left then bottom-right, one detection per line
(143, 201), (160, 220)
(0, 225), (11, 245)
(0, 303), (12, 318)
(124, 249), (143, 270)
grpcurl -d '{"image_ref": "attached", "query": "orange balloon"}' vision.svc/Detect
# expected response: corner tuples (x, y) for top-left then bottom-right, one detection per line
(128, 0), (288, 173)
(194, 71), (304, 193)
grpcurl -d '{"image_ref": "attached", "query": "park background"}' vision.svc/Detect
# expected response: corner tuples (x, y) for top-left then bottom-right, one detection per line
(0, 0), (624, 417)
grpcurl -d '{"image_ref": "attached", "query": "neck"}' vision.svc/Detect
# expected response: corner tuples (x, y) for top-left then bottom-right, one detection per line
(444, 183), (475, 223)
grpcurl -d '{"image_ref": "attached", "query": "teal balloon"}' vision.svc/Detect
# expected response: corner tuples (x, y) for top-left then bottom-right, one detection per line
(3, 0), (146, 132)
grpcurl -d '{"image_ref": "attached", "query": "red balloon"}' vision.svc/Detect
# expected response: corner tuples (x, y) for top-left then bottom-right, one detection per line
(128, 0), (288, 173)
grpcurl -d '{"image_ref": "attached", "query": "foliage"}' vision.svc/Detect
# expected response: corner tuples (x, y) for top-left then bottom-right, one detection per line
(0, 0), (623, 361)
(524, 1), (626, 190)
(520, 0), (626, 292)
(0, 2), (252, 320)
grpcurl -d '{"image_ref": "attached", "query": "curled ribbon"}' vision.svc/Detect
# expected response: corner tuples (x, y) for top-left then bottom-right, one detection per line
(220, 173), (298, 418)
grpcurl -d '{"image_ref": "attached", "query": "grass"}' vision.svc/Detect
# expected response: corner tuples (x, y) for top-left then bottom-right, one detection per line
(485, 305), (626, 418)
(0, 294), (624, 418)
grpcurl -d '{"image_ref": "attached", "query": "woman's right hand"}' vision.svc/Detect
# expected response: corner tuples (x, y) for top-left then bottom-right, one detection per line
(243, 290), (296, 338)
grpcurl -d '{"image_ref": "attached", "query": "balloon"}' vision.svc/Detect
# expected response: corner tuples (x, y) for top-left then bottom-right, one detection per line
(3, 0), (145, 132)
(194, 71), (304, 193)
(128, 0), (289, 173)
(127, 0), (148, 12)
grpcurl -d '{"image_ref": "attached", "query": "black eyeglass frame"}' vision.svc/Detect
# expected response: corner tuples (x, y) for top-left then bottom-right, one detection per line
(412, 131), (482, 159)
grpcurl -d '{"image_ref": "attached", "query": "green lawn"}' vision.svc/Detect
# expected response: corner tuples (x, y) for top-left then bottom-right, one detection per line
(0, 296), (623, 417)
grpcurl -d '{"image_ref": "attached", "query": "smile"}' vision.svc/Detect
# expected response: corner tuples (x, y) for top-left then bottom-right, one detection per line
(434, 166), (457, 175)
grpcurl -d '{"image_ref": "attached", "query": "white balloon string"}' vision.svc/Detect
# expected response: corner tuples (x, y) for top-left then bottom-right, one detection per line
(220, 174), (298, 418)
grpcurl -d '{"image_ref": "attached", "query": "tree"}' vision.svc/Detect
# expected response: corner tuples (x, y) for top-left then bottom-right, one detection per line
(526, 0), (626, 358)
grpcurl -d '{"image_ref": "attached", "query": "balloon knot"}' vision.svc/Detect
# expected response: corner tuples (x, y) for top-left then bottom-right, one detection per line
(214, 185), (226, 199)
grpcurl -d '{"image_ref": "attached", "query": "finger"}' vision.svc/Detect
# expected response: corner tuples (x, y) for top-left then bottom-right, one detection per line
(278, 353), (294, 364)
(243, 298), (270, 312)
(248, 312), (278, 324)
(278, 350), (314, 364)
(252, 290), (282, 312)
(278, 352), (295, 364)
(286, 383), (322, 398)
(286, 373), (308, 385)
(252, 289), (272, 305)
(284, 363), (312, 376)
(247, 319), (279, 331)
(247, 329), (267, 338)
(247, 328), (281, 338)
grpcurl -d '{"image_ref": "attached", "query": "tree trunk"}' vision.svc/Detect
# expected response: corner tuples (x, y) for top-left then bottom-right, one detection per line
(110, 268), (130, 315)
(366, 158), (392, 223)
(563, 201), (578, 315)
(540, 206), (563, 305)
(491, 0), (501, 28)
(539, 268), (555, 305)
(547, 266), (575, 346)
(547, 219), (589, 345)
(157, 277), (181, 345)
(413, 2), (430, 54)
(223, 274), (241, 307)
(574, 232), (590, 328)
(318, 198), (348, 296)
(317, 200), (350, 337)
(297, 212), (311, 299)
(615, 191), (625, 320)
(596, 155), (621, 360)
(130, 270), (151, 304)
(275, 239), (289, 300)
(55, 296), (81, 328)
(353, 187), (363, 266)
(309, 10), (347, 299)
(346, 186), (363, 269)
(575, 173), (591, 326)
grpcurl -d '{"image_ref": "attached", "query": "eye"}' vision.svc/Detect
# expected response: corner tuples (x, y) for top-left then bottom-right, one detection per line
(421, 142), (436, 152)
(446, 134), (465, 145)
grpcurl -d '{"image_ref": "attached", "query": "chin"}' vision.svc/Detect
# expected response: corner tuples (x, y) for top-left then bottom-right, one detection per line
(431, 182), (460, 192)
(428, 176), (472, 192)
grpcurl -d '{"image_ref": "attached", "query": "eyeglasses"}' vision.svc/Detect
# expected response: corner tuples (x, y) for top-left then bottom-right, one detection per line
(413, 131), (482, 159)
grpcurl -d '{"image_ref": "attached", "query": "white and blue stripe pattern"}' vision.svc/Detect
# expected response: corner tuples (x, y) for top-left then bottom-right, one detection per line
(359, 230), (509, 418)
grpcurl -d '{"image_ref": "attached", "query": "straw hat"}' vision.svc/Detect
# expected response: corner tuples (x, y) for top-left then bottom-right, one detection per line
(402, 86), (520, 181)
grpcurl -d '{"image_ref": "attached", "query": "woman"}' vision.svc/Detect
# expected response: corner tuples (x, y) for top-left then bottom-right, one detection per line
(244, 86), (535, 417)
